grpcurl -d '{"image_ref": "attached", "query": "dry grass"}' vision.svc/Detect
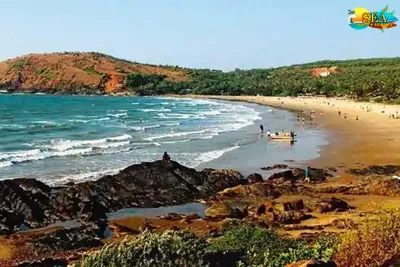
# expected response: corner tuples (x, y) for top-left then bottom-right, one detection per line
(335, 206), (400, 267)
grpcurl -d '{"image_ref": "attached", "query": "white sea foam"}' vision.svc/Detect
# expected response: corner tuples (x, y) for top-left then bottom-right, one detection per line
(107, 134), (132, 141)
(50, 168), (121, 185)
(108, 112), (127, 118)
(51, 134), (132, 151)
(140, 108), (171, 112)
(52, 148), (93, 157)
(193, 145), (240, 166)
(68, 119), (89, 123)
(143, 129), (209, 141)
(201, 110), (221, 116)
(93, 141), (130, 149)
(0, 161), (13, 168)
(93, 117), (110, 122)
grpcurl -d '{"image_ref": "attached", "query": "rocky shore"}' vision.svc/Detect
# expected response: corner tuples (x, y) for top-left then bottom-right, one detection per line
(1, 159), (400, 266)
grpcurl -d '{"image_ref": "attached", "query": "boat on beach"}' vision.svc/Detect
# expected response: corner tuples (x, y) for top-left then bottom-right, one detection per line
(269, 132), (295, 141)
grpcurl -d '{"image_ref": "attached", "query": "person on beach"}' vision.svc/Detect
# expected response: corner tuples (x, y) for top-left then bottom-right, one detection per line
(344, 114), (347, 119)
(260, 124), (264, 133)
(338, 111), (341, 116)
(356, 116), (359, 121)
(297, 115), (300, 121)
(304, 166), (311, 183)
(162, 152), (171, 163)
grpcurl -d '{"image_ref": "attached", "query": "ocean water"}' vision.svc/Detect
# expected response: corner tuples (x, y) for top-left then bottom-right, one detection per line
(0, 95), (328, 185)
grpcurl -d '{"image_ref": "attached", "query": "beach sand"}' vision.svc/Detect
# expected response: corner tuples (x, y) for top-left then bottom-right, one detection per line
(181, 95), (400, 170)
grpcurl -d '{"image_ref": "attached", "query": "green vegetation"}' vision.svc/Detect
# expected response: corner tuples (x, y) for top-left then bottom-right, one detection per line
(85, 65), (101, 75)
(208, 224), (338, 267)
(124, 57), (400, 101)
(76, 231), (209, 267)
(9, 59), (31, 71)
(36, 67), (54, 81)
(77, 225), (338, 267)
(115, 67), (127, 73)
(77, 207), (400, 267)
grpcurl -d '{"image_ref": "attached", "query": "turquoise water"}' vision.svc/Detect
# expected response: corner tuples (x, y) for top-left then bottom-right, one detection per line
(0, 95), (262, 183)
(0, 94), (328, 184)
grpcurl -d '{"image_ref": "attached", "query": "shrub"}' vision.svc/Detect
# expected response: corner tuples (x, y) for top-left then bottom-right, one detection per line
(335, 207), (400, 267)
(76, 230), (209, 267)
(208, 225), (338, 267)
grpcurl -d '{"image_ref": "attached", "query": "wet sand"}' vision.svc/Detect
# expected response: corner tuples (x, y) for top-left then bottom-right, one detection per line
(181, 95), (400, 170)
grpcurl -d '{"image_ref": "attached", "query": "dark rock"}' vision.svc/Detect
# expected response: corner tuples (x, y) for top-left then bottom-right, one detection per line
(283, 199), (305, 211)
(18, 258), (68, 267)
(348, 165), (400, 176)
(200, 168), (247, 195)
(317, 197), (351, 213)
(0, 160), (245, 234)
(268, 167), (332, 183)
(261, 164), (289, 170)
(206, 250), (243, 267)
(31, 224), (104, 254)
(268, 170), (295, 181)
(247, 173), (264, 184)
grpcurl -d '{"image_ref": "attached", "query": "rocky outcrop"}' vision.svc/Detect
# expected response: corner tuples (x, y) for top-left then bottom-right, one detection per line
(348, 165), (400, 176)
(217, 183), (281, 200)
(205, 202), (246, 220)
(283, 199), (305, 211)
(247, 173), (264, 184)
(268, 167), (332, 183)
(317, 197), (351, 213)
(31, 224), (104, 254)
(200, 169), (247, 195)
(261, 164), (289, 170)
(0, 160), (246, 234)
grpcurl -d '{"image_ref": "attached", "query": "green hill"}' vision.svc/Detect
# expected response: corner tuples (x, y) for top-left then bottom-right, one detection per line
(1, 53), (399, 102)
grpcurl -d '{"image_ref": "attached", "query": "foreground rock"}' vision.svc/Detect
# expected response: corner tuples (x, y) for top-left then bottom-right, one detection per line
(0, 160), (247, 234)
(205, 202), (246, 220)
(268, 167), (333, 183)
(348, 165), (400, 176)
(317, 197), (352, 213)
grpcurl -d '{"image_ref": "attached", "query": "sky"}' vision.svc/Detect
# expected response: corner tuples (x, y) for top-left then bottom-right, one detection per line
(0, 0), (398, 70)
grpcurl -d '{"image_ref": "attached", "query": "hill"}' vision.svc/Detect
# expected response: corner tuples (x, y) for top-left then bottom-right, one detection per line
(0, 52), (189, 94)
(1, 53), (400, 102)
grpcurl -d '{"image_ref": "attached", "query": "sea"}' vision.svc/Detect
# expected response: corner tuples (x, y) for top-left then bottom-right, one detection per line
(0, 94), (328, 185)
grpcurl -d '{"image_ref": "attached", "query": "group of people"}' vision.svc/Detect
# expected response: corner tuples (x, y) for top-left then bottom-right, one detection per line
(259, 125), (295, 138)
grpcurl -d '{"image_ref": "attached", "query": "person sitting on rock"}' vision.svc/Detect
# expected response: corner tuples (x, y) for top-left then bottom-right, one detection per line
(162, 152), (171, 163)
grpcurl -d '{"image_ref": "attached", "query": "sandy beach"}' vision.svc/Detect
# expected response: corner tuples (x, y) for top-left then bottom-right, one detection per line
(180, 95), (400, 170)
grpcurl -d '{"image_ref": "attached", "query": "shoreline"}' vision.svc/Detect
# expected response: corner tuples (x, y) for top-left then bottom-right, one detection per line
(175, 95), (400, 170)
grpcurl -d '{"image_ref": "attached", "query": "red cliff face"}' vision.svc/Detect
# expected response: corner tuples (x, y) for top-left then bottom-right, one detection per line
(0, 52), (189, 93)
(312, 67), (338, 77)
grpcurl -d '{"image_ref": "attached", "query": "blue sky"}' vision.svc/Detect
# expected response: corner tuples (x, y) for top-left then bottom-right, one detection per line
(0, 0), (398, 70)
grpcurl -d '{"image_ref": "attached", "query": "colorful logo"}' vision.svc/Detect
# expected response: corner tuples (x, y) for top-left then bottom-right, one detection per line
(348, 5), (397, 32)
